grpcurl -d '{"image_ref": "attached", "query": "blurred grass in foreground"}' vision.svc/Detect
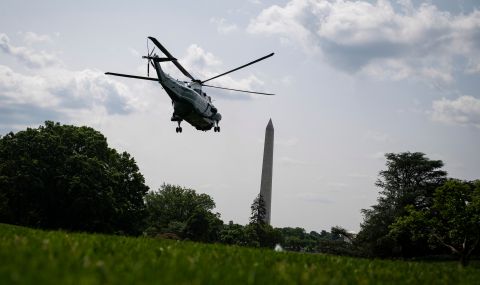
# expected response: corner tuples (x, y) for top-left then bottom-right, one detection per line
(1, 223), (479, 284)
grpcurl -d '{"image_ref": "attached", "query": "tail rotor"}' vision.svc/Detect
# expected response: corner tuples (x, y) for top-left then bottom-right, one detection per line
(146, 39), (155, 76)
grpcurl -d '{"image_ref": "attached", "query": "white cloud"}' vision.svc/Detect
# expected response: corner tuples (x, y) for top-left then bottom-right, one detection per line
(0, 65), (140, 122)
(181, 44), (222, 71)
(22, 32), (53, 45)
(0, 32), (144, 131)
(51, 69), (140, 114)
(0, 65), (51, 106)
(248, 0), (480, 84)
(210, 18), (238, 34)
(430, 95), (480, 128)
(248, 0), (314, 52)
(0, 33), (60, 68)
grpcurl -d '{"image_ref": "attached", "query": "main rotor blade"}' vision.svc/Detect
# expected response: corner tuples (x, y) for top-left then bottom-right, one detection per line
(105, 72), (158, 81)
(203, 84), (275, 95)
(201, 53), (274, 84)
(148, 36), (195, 81)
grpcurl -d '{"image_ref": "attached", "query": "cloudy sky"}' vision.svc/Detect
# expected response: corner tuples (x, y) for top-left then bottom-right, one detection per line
(1, 0), (479, 232)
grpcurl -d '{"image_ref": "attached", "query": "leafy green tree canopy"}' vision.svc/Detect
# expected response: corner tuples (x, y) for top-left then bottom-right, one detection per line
(144, 184), (217, 235)
(247, 194), (281, 248)
(357, 152), (447, 257)
(250, 194), (267, 225)
(219, 221), (249, 246)
(0, 121), (149, 235)
(183, 208), (223, 242)
(390, 179), (480, 266)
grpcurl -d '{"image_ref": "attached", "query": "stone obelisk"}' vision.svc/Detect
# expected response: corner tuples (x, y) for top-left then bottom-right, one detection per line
(259, 119), (274, 225)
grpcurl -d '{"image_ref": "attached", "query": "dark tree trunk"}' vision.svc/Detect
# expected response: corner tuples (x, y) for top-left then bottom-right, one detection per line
(459, 253), (469, 267)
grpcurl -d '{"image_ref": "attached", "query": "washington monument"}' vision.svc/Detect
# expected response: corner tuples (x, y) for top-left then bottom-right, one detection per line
(259, 119), (274, 224)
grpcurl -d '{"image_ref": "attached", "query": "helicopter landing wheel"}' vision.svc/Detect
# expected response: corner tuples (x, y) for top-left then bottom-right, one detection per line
(214, 121), (221, 133)
(176, 121), (183, 133)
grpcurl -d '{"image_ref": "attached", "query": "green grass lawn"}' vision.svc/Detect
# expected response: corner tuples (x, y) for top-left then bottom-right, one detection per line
(0, 223), (479, 284)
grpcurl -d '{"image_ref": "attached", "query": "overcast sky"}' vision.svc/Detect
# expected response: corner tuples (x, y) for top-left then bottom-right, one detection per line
(1, 0), (479, 232)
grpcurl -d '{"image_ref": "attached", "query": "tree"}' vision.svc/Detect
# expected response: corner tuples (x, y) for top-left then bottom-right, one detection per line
(219, 221), (248, 246)
(277, 227), (315, 251)
(250, 194), (267, 225)
(244, 223), (282, 248)
(183, 208), (223, 242)
(0, 121), (149, 235)
(356, 152), (447, 257)
(144, 184), (219, 239)
(246, 194), (281, 248)
(331, 226), (354, 242)
(390, 180), (480, 266)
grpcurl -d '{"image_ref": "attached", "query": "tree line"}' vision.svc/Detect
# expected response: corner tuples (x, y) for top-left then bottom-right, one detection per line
(356, 152), (480, 266)
(0, 122), (478, 265)
(0, 122), (345, 251)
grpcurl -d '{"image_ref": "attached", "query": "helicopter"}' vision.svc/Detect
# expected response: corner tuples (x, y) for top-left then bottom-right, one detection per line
(105, 37), (274, 133)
